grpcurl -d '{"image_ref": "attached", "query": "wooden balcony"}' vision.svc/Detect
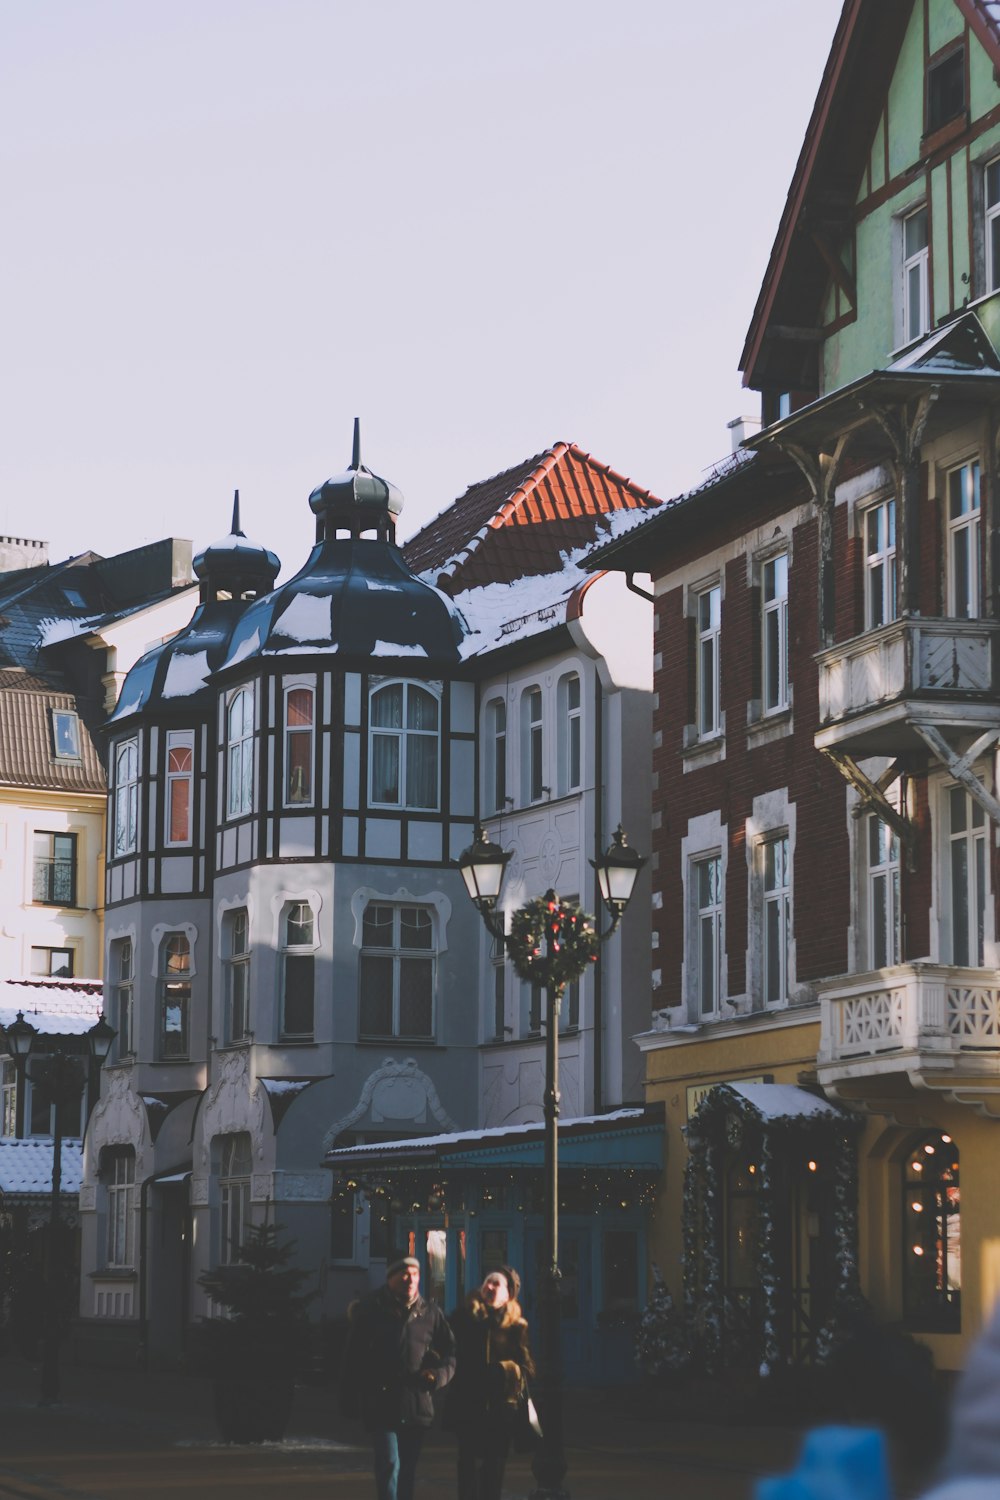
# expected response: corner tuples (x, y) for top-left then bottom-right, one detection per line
(817, 962), (1000, 1094)
(815, 618), (1000, 757)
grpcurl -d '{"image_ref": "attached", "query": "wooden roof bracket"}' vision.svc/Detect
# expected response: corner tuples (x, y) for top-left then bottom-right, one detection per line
(911, 723), (1000, 827)
(820, 748), (915, 867)
(783, 432), (852, 649)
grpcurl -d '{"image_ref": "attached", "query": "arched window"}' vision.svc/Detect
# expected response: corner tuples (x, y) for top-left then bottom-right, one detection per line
(485, 698), (507, 814)
(113, 737), (139, 856)
(226, 688), (255, 819)
(557, 673), (582, 795)
(284, 686), (314, 806)
(159, 932), (191, 1059)
(281, 901), (316, 1038)
(165, 731), (194, 845)
(902, 1131), (960, 1332)
(369, 682), (439, 810)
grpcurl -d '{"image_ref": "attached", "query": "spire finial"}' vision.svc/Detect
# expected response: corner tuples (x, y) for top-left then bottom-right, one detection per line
(351, 417), (361, 471)
(231, 488), (243, 536)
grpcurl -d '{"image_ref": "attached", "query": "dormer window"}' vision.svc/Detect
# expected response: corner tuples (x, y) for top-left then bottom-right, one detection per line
(51, 709), (81, 761)
(927, 47), (965, 135)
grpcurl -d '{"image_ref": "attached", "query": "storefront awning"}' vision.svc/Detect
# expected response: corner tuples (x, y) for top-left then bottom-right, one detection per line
(324, 1106), (663, 1172)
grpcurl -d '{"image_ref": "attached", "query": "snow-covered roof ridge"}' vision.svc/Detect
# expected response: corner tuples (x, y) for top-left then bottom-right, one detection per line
(326, 1107), (649, 1159)
(448, 540), (599, 659)
(0, 1138), (83, 1196)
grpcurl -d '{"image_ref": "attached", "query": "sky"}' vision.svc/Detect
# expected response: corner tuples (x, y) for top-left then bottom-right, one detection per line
(1, 1), (844, 580)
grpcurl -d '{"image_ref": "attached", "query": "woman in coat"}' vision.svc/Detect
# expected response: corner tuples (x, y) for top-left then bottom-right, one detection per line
(446, 1266), (535, 1500)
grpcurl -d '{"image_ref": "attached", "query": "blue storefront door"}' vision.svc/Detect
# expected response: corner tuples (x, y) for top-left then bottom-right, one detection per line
(523, 1226), (592, 1381)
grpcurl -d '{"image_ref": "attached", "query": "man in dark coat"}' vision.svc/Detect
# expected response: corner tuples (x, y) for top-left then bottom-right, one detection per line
(339, 1254), (456, 1500)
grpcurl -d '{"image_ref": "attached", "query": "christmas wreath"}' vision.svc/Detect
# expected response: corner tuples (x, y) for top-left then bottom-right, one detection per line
(507, 890), (599, 990)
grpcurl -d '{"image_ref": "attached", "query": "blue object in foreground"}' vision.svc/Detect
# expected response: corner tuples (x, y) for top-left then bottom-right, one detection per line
(755, 1426), (893, 1500)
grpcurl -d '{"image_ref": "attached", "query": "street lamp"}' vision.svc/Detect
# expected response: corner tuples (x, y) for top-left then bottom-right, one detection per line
(3, 1010), (116, 1404)
(457, 824), (645, 1499)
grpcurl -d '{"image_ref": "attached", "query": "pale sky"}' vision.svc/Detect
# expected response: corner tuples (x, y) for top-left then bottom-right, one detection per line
(1, 1), (843, 579)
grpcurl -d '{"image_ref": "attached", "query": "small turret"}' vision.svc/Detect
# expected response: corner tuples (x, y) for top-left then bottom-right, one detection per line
(308, 419), (404, 543)
(193, 491), (281, 603)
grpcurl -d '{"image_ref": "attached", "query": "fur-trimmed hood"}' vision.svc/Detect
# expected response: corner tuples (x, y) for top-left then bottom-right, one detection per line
(464, 1292), (526, 1329)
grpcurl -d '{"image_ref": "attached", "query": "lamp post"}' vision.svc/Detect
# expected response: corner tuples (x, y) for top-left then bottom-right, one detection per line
(458, 824), (644, 1499)
(5, 1010), (116, 1404)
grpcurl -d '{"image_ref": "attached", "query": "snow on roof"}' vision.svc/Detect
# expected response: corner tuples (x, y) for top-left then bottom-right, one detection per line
(0, 977), (104, 1038)
(0, 1137), (83, 1196)
(327, 1108), (647, 1159)
(260, 1078), (313, 1097)
(37, 612), (107, 647)
(161, 649), (211, 699)
(449, 543), (595, 659)
(273, 593), (333, 644)
(728, 1082), (843, 1120)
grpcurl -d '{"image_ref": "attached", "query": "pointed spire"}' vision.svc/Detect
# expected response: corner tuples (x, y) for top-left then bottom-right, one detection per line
(231, 488), (243, 537)
(351, 417), (361, 471)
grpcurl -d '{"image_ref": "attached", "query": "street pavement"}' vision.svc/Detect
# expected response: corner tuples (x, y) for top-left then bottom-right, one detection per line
(0, 1351), (936, 1499)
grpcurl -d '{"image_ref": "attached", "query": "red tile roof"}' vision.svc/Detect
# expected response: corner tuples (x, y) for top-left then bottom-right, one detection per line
(402, 443), (661, 592)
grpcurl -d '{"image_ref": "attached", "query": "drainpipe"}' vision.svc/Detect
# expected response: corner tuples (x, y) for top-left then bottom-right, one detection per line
(625, 573), (655, 604)
(138, 1173), (152, 1372)
(593, 671), (604, 1115)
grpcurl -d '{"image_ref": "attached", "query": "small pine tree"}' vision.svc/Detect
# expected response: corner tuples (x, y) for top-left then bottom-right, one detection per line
(198, 1221), (316, 1378)
(635, 1265), (689, 1379)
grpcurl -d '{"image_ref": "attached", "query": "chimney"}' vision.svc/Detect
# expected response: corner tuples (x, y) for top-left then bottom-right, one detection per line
(727, 416), (762, 452)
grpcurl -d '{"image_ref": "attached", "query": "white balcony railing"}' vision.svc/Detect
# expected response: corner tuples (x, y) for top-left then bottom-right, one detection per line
(816, 618), (998, 726)
(818, 963), (1000, 1085)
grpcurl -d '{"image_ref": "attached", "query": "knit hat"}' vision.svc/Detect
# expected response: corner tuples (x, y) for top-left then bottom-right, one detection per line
(497, 1266), (524, 1302)
(386, 1254), (420, 1278)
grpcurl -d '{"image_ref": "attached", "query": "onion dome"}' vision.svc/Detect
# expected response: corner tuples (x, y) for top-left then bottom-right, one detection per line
(219, 428), (466, 672)
(308, 419), (403, 543)
(193, 490), (281, 603)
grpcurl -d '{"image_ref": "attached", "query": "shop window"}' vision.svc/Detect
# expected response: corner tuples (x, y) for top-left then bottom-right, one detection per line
(902, 1132), (960, 1332)
(32, 831), (76, 906)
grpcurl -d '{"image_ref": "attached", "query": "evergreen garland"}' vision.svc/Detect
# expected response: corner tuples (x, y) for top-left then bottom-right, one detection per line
(507, 889), (599, 990)
(635, 1263), (689, 1377)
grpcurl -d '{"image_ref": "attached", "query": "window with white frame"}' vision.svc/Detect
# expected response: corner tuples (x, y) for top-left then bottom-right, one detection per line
(104, 1148), (136, 1268)
(868, 815), (901, 969)
(159, 932), (192, 1058)
(165, 731), (194, 845)
(864, 498), (897, 629)
(226, 688), (255, 819)
(902, 205), (929, 344)
(113, 737), (139, 856)
(218, 1133), (252, 1266)
(693, 855), (722, 1016)
(284, 685), (314, 806)
(485, 697), (507, 815)
(521, 686), (544, 803)
(281, 901), (315, 1038)
(947, 461), (981, 619)
(696, 585), (721, 738)
(111, 937), (134, 1058)
(369, 681), (439, 810)
(986, 157), (1000, 292)
(762, 834), (791, 1005)
(558, 672), (582, 794)
(224, 909), (250, 1043)
(762, 555), (789, 713)
(947, 786), (986, 967)
(359, 903), (434, 1040)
